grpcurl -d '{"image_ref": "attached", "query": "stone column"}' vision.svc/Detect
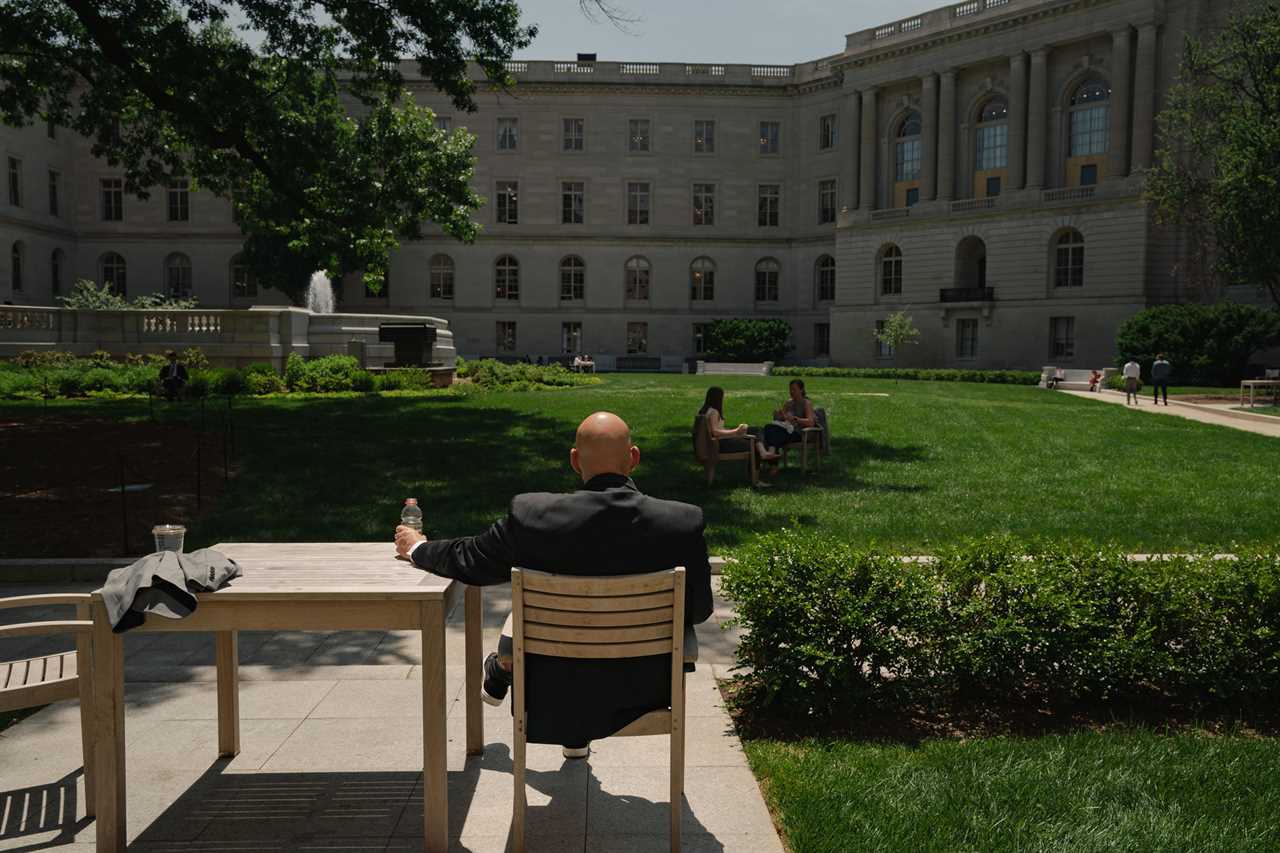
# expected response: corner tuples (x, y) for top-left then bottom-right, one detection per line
(1008, 52), (1028, 189)
(1131, 23), (1158, 171)
(1026, 48), (1049, 189)
(1109, 27), (1133, 178)
(938, 70), (956, 201)
(921, 73), (939, 201)
(841, 89), (861, 210)
(859, 88), (878, 210)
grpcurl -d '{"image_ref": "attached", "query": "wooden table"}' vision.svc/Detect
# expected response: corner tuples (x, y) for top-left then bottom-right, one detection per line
(1240, 379), (1280, 408)
(89, 542), (484, 853)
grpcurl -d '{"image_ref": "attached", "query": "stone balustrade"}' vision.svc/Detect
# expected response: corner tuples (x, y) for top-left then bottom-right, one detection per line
(849, 0), (1035, 51)
(469, 58), (834, 87)
(0, 306), (456, 377)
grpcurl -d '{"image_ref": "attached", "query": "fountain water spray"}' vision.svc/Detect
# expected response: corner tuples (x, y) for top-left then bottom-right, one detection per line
(305, 271), (334, 314)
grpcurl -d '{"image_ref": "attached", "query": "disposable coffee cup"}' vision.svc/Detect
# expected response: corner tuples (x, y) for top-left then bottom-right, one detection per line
(152, 524), (186, 553)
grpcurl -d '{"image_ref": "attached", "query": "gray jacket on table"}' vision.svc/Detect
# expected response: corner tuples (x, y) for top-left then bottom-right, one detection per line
(103, 549), (241, 633)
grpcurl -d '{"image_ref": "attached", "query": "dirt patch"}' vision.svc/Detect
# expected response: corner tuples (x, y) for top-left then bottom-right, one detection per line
(0, 413), (232, 557)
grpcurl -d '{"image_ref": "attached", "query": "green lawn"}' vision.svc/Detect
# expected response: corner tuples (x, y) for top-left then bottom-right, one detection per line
(744, 731), (1280, 852)
(5, 373), (1279, 554)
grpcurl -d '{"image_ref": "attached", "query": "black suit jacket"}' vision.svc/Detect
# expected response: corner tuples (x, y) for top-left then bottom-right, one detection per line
(411, 473), (713, 745)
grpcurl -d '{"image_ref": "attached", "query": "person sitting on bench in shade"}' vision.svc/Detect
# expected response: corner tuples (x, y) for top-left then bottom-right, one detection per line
(158, 351), (189, 399)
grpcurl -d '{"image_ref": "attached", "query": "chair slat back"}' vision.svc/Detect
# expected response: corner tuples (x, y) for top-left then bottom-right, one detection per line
(514, 568), (684, 661)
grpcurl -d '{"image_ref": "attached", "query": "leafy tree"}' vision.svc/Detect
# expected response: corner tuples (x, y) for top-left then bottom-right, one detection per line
(0, 1), (553, 303)
(875, 311), (920, 356)
(1115, 302), (1280, 384)
(1145, 3), (1280, 306)
(704, 319), (793, 363)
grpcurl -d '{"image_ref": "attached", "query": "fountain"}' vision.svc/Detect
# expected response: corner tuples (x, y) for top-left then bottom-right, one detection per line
(305, 270), (334, 314)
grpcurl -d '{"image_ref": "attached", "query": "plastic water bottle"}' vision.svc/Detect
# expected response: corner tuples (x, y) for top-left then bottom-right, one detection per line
(401, 498), (423, 532)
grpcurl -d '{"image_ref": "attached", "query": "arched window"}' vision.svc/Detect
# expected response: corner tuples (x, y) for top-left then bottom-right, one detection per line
(50, 249), (64, 295)
(955, 237), (988, 290)
(494, 255), (519, 301)
(689, 257), (715, 301)
(164, 252), (192, 298)
(895, 112), (922, 182)
(754, 258), (780, 302)
(230, 253), (257, 299)
(429, 254), (454, 300)
(1069, 80), (1111, 157)
(99, 251), (127, 296)
(815, 255), (836, 302)
(560, 255), (585, 301)
(975, 97), (1009, 170)
(625, 256), (650, 301)
(879, 245), (902, 296)
(10, 241), (24, 292)
(1054, 229), (1085, 288)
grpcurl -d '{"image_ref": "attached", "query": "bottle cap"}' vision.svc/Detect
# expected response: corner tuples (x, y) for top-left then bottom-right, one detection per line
(404, 498), (418, 505)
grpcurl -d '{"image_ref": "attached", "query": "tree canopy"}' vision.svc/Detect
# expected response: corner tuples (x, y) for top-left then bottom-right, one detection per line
(0, 1), (540, 303)
(1145, 2), (1280, 307)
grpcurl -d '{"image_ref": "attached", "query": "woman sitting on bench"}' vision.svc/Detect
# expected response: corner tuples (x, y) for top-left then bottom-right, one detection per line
(698, 387), (779, 465)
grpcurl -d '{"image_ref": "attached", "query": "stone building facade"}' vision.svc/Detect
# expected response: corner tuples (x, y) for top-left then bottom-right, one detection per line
(0, 0), (1231, 368)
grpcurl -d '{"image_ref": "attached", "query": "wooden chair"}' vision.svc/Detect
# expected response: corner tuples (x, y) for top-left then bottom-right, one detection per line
(779, 406), (828, 472)
(0, 594), (97, 817)
(510, 568), (690, 853)
(692, 413), (757, 486)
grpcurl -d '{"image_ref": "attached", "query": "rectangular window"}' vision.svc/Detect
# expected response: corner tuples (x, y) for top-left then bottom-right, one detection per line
(563, 117), (585, 151)
(956, 318), (979, 359)
(496, 180), (519, 224)
(818, 179), (837, 224)
(48, 170), (59, 217)
(1080, 163), (1099, 186)
(815, 323), (831, 357)
(693, 119), (715, 153)
(628, 119), (650, 152)
(626, 181), (650, 225)
(495, 260), (519, 301)
(496, 117), (519, 151)
(435, 116), (452, 132)
(626, 322), (648, 354)
(693, 323), (707, 354)
(561, 322), (582, 355)
(625, 259), (650, 300)
(819, 114), (838, 150)
(51, 251), (61, 295)
(1070, 106), (1109, 157)
(758, 184), (780, 227)
(232, 262), (258, 298)
(759, 121), (780, 154)
(561, 181), (584, 224)
(560, 260), (584, 301)
(1050, 316), (1076, 359)
(167, 178), (190, 222)
(817, 260), (836, 302)
(876, 320), (894, 358)
(975, 124), (1008, 170)
(690, 265), (715, 301)
(905, 187), (920, 208)
(755, 264), (779, 302)
(11, 246), (22, 291)
(692, 183), (715, 226)
(430, 259), (454, 300)
(897, 139), (922, 181)
(101, 177), (123, 221)
(496, 321), (517, 353)
(985, 176), (1002, 198)
(7, 157), (20, 206)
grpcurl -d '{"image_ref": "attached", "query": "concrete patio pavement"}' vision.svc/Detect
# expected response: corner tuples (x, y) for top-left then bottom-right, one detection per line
(1062, 388), (1280, 437)
(0, 579), (782, 852)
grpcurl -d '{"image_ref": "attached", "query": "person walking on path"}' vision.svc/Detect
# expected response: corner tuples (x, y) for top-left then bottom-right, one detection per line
(1151, 354), (1171, 406)
(1122, 358), (1142, 405)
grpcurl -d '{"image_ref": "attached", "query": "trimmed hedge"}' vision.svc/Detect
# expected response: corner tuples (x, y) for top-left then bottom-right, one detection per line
(722, 530), (1280, 720)
(456, 357), (602, 391)
(774, 366), (1041, 385)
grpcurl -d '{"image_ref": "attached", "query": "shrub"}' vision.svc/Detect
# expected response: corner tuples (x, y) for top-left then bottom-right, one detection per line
(1116, 303), (1280, 385)
(461, 359), (599, 391)
(722, 530), (1280, 721)
(350, 370), (376, 392)
(244, 362), (278, 376)
(376, 371), (406, 391)
(0, 371), (40, 398)
(57, 278), (199, 310)
(13, 350), (77, 369)
(245, 371), (286, 395)
(185, 372), (211, 399)
(704, 318), (793, 363)
(289, 354), (365, 392)
(178, 347), (211, 372)
(284, 352), (307, 390)
(55, 371), (84, 397)
(773, 366), (1041, 385)
(80, 367), (123, 393)
(209, 368), (248, 396)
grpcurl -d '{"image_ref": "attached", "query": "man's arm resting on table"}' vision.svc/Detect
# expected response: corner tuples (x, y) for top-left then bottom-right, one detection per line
(408, 514), (519, 587)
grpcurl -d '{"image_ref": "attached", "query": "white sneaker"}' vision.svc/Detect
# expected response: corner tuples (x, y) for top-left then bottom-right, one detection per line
(562, 744), (590, 759)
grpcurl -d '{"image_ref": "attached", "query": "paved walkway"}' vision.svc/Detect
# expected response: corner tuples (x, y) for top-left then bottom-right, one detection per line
(0, 579), (780, 853)
(1062, 389), (1280, 438)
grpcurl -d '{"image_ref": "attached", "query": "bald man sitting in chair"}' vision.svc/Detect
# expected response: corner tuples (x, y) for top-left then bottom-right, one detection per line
(395, 411), (714, 758)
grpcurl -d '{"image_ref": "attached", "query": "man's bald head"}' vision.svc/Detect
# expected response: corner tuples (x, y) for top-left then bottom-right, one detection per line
(570, 412), (640, 482)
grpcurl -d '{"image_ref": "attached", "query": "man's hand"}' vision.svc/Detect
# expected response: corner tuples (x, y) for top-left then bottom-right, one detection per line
(395, 525), (428, 559)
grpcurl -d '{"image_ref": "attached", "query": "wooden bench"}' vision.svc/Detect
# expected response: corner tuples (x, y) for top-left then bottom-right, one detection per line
(1041, 366), (1109, 392)
(779, 406), (829, 473)
(698, 362), (772, 376)
(692, 413), (758, 486)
